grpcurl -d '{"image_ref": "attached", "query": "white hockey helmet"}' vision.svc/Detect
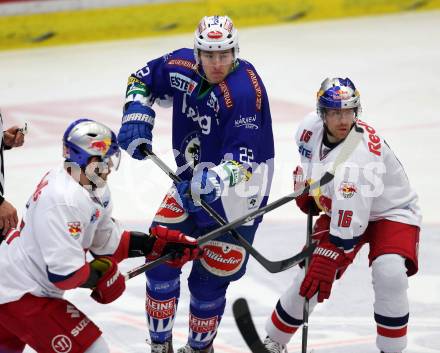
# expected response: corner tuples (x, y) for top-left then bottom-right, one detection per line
(193, 15), (239, 65)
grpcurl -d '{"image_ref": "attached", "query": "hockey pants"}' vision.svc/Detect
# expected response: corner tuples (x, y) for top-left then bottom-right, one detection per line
(145, 215), (258, 349)
(265, 254), (409, 353)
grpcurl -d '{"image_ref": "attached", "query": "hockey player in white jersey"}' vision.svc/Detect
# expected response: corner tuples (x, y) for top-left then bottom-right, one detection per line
(0, 119), (201, 353)
(263, 78), (421, 353)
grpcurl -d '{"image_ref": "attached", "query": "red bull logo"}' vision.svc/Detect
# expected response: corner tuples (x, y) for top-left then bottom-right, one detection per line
(67, 222), (82, 239)
(90, 138), (111, 154)
(339, 182), (357, 199)
(331, 89), (350, 100)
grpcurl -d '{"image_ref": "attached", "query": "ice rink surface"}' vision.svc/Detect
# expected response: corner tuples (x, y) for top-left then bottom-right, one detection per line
(1, 10), (439, 353)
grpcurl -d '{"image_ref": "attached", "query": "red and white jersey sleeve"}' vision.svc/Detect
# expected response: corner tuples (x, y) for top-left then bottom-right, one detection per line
(0, 166), (122, 304)
(295, 112), (422, 252)
(89, 200), (124, 256)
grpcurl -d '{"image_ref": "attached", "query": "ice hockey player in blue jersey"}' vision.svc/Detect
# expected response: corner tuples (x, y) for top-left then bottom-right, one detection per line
(117, 15), (275, 353)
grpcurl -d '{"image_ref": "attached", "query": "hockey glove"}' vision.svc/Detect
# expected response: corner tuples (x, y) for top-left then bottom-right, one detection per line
(175, 168), (221, 213)
(299, 241), (349, 302)
(90, 256), (125, 304)
(299, 215), (331, 268)
(118, 102), (155, 160)
(147, 225), (202, 267)
(293, 166), (320, 216)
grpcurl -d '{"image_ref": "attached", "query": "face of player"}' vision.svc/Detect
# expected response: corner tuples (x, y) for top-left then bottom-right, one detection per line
(199, 49), (234, 84)
(324, 108), (356, 142)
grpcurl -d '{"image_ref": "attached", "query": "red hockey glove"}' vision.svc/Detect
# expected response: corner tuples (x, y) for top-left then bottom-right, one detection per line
(147, 225), (202, 267)
(299, 241), (348, 302)
(311, 215), (331, 243)
(90, 257), (125, 304)
(299, 215), (331, 269)
(293, 166), (320, 216)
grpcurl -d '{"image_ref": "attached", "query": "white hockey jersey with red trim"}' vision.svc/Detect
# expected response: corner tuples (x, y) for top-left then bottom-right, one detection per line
(295, 112), (421, 252)
(0, 166), (123, 304)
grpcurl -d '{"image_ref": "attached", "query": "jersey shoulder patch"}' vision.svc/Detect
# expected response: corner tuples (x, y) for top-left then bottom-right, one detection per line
(165, 49), (196, 71)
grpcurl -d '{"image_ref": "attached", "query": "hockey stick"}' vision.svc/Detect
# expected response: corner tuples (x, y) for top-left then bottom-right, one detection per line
(233, 215), (315, 353)
(301, 211), (314, 353)
(124, 124), (363, 280)
(124, 219), (315, 280)
(233, 297), (269, 353)
(141, 147), (311, 274)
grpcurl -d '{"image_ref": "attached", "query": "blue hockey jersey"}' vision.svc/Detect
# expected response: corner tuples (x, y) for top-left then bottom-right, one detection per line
(125, 48), (274, 226)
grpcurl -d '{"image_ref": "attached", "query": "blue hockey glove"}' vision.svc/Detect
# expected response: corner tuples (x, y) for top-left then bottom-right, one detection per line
(175, 168), (221, 213)
(118, 102), (155, 160)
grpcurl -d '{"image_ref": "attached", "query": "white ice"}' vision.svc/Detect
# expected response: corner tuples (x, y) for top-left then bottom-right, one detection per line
(0, 10), (439, 353)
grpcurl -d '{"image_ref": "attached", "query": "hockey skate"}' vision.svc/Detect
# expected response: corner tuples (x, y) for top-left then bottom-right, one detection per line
(263, 336), (287, 353)
(176, 343), (214, 353)
(150, 340), (174, 353)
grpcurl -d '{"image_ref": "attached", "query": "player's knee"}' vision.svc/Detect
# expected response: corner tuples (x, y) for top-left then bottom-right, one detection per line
(84, 336), (110, 353)
(372, 254), (408, 294)
(188, 274), (229, 301)
(146, 276), (180, 295)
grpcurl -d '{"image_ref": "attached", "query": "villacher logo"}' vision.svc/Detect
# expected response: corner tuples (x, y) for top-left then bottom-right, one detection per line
(201, 241), (245, 276)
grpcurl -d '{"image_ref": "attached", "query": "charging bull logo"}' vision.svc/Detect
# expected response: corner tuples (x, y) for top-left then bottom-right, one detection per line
(332, 89), (350, 100)
(339, 182), (357, 199)
(67, 222), (81, 239)
(90, 138), (111, 154)
(201, 241), (245, 276)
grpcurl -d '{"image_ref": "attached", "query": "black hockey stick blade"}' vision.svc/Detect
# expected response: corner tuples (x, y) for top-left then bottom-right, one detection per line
(233, 298), (270, 353)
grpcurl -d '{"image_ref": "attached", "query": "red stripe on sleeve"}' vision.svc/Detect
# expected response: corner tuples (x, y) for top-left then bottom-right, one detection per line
(112, 231), (131, 263)
(53, 263), (90, 290)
